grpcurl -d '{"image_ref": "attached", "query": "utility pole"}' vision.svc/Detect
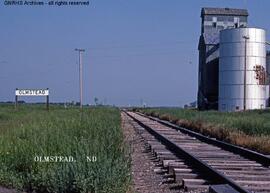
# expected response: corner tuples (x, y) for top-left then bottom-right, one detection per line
(243, 35), (249, 111)
(75, 48), (85, 110)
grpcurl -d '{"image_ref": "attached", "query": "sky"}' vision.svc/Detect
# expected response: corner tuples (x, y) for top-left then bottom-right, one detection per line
(1, 0), (270, 107)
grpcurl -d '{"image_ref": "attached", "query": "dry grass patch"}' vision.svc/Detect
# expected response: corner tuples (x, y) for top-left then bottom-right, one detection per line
(138, 108), (270, 154)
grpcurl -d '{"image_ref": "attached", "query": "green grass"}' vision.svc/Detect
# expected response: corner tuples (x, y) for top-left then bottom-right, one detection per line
(0, 104), (130, 193)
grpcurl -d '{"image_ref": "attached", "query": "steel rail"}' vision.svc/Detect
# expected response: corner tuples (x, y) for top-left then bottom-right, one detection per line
(136, 112), (270, 167)
(124, 111), (250, 193)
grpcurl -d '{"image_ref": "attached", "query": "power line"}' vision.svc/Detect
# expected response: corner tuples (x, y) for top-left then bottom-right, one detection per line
(86, 40), (197, 50)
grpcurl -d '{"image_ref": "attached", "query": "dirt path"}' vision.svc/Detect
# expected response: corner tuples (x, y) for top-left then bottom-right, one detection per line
(0, 187), (21, 193)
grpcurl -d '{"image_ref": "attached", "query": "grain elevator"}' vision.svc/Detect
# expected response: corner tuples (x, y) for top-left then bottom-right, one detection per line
(197, 7), (270, 111)
(198, 8), (248, 110)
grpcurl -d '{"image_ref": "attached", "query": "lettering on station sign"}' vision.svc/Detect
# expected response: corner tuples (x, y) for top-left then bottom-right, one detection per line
(15, 89), (49, 96)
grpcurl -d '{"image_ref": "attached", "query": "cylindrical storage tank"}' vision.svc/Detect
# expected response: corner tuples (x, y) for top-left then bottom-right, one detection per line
(219, 28), (268, 112)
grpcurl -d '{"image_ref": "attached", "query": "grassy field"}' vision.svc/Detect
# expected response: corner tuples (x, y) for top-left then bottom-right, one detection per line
(0, 104), (130, 193)
(138, 108), (270, 154)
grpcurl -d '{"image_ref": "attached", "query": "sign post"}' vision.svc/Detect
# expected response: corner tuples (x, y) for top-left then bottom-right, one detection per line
(15, 89), (18, 110)
(46, 88), (49, 111)
(15, 88), (50, 110)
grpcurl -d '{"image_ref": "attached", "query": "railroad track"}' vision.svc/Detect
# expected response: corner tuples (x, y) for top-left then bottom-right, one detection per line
(123, 111), (270, 193)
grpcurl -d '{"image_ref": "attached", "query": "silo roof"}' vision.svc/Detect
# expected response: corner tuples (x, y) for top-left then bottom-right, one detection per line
(201, 7), (248, 17)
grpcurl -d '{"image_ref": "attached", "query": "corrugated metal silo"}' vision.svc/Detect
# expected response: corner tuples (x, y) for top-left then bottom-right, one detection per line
(219, 28), (268, 111)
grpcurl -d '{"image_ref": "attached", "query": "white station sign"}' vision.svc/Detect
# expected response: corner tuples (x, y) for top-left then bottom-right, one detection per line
(15, 89), (49, 96)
